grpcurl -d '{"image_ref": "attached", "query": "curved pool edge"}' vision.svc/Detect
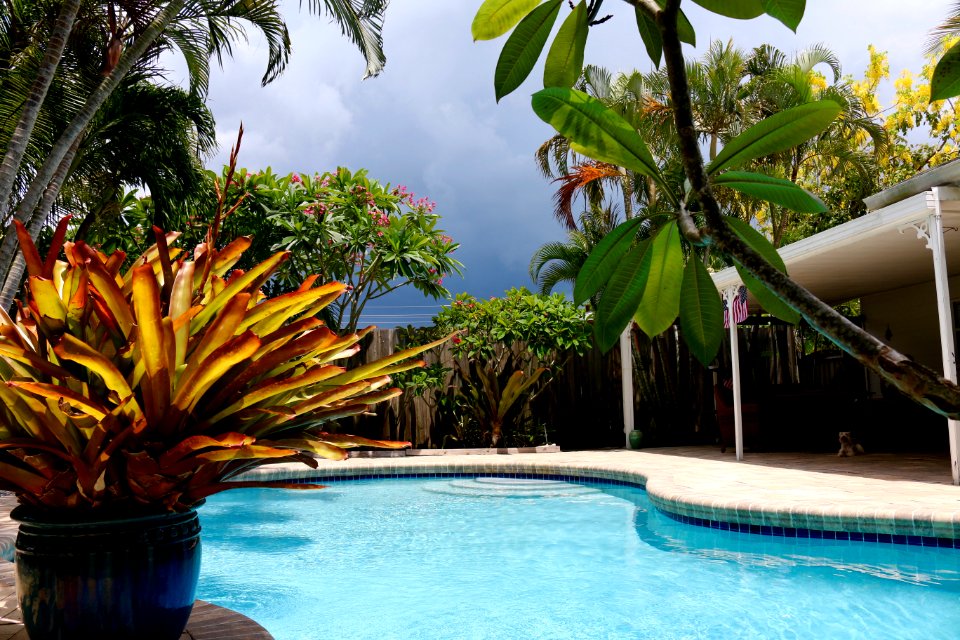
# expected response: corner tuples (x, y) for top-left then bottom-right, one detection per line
(238, 449), (960, 545)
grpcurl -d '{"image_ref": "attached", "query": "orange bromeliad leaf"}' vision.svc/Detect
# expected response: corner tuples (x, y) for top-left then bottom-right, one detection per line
(190, 251), (289, 333)
(313, 432), (411, 449)
(42, 215), (73, 279)
(158, 432), (257, 467)
(13, 221), (44, 278)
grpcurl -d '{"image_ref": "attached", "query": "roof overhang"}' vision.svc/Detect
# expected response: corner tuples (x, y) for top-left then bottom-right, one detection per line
(711, 183), (960, 309)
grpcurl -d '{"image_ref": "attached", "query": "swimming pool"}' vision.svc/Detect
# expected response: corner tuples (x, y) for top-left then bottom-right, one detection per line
(198, 477), (960, 639)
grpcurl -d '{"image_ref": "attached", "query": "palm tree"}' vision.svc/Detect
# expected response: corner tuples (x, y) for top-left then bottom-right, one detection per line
(741, 43), (888, 245)
(0, 0), (391, 308)
(529, 204), (620, 298)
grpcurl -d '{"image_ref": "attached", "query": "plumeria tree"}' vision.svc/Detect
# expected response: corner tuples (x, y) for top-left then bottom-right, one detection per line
(471, 0), (960, 418)
(88, 165), (463, 333)
(272, 167), (463, 332)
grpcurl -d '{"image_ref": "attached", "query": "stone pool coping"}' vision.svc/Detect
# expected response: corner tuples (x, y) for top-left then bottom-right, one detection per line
(240, 449), (960, 543)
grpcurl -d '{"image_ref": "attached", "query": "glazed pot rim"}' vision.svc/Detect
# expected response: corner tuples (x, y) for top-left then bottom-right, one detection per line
(11, 502), (203, 526)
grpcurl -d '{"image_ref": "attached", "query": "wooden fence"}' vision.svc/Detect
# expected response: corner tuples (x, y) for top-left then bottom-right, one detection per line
(348, 327), (717, 450)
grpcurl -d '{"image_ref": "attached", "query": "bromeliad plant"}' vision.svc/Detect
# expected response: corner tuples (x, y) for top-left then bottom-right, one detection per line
(0, 214), (445, 513)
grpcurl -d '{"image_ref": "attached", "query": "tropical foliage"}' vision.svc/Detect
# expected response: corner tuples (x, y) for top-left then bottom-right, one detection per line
(0, 0), (392, 309)
(0, 164), (446, 512)
(88, 166), (463, 333)
(472, 0), (960, 417)
(433, 289), (592, 446)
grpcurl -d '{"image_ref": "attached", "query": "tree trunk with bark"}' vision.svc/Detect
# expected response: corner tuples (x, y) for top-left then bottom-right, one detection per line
(0, 0), (187, 310)
(645, 0), (960, 418)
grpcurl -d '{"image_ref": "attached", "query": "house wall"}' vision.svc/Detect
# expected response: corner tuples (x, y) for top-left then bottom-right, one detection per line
(860, 275), (960, 395)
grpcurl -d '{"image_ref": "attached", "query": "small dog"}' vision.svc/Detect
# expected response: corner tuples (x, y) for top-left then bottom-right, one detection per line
(838, 431), (864, 457)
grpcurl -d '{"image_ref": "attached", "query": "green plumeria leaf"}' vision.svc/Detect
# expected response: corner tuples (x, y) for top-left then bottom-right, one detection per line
(634, 7), (662, 68)
(680, 258), (724, 365)
(761, 0), (804, 31)
(633, 221), (683, 338)
(724, 216), (800, 324)
(544, 0), (588, 88)
(691, 0), (763, 19)
(494, 0), (562, 101)
(707, 100), (841, 175)
(595, 239), (653, 352)
(532, 88), (671, 198)
(713, 171), (827, 213)
(931, 40), (960, 101)
(677, 8), (696, 45)
(472, 0), (543, 40)
(573, 216), (645, 306)
(646, 0), (696, 45)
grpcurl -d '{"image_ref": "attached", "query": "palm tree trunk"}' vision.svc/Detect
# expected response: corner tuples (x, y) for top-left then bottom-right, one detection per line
(0, 136), (81, 308)
(0, 0), (81, 224)
(0, 0), (187, 303)
(620, 168), (633, 219)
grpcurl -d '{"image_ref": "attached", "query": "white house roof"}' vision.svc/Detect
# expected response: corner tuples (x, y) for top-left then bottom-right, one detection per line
(711, 161), (960, 308)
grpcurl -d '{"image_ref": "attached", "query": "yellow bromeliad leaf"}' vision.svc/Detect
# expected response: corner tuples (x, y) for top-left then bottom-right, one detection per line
(54, 334), (144, 422)
(207, 364), (345, 424)
(210, 237), (252, 275)
(8, 381), (110, 421)
(132, 265), (171, 424)
(311, 431), (411, 449)
(263, 437), (348, 461)
(190, 251), (288, 334)
(169, 261), (195, 367)
(170, 331), (261, 417)
(240, 281), (347, 334)
(85, 257), (134, 339)
(324, 333), (452, 386)
(28, 276), (67, 332)
(184, 293), (251, 367)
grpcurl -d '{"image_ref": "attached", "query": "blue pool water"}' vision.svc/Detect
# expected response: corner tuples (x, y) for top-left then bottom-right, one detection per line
(197, 477), (960, 639)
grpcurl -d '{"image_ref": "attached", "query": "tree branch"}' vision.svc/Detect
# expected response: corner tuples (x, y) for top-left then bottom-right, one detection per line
(656, 0), (960, 418)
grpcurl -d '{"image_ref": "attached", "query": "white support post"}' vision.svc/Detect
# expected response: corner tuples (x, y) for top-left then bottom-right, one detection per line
(903, 188), (959, 485)
(725, 286), (745, 461)
(620, 326), (635, 448)
(929, 189), (960, 485)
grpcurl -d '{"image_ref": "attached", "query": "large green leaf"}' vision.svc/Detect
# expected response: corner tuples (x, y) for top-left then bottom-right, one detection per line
(707, 101), (841, 175)
(691, 0), (763, 19)
(543, 0), (587, 88)
(713, 171), (826, 213)
(472, 0), (542, 40)
(634, 3), (698, 60)
(724, 216), (800, 324)
(532, 88), (668, 193)
(679, 258), (723, 365)
(932, 40), (960, 101)
(573, 216), (645, 306)
(761, 0), (804, 31)
(494, 0), (561, 101)
(595, 239), (653, 352)
(633, 221), (683, 338)
(634, 7), (662, 68)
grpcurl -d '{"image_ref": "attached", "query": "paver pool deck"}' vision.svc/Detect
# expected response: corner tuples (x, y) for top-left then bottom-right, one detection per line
(0, 447), (956, 638)
(247, 447), (960, 542)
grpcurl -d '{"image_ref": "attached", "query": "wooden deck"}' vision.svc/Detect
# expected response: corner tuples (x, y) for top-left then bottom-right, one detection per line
(0, 562), (272, 640)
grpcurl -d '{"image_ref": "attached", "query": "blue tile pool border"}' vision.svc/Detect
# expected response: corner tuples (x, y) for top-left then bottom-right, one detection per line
(252, 471), (960, 549)
(659, 508), (960, 550)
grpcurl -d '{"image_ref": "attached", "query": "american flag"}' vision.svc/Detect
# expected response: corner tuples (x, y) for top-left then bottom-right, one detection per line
(723, 285), (749, 328)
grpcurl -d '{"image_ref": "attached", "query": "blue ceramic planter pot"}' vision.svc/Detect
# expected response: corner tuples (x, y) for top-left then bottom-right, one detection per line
(11, 507), (202, 640)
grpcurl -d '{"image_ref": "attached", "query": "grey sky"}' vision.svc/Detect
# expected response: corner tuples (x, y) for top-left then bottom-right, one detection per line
(192, 0), (953, 326)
